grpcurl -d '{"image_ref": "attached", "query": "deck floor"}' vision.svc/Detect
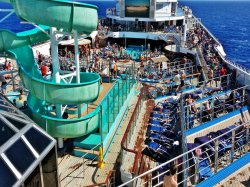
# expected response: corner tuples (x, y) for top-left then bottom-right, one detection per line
(215, 164), (250, 187)
(69, 82), (113, 118)
(58, 86), (139, 186)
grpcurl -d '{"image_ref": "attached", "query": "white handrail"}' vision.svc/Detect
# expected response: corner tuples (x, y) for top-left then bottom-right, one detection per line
(119, 120), (249, 186)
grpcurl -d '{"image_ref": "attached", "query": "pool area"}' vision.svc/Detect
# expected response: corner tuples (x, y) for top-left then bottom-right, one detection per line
(126, 45), (147, 60)
(113, 45), (147, 60)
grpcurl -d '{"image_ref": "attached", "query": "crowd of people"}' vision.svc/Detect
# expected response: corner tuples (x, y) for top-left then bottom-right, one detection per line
(187, 25), (231, 87)
(98, 18), (182, 34)
(0, 59), (14, 94)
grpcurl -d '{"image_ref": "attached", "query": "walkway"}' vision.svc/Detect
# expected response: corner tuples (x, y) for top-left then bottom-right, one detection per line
(58, 88), (139, 186)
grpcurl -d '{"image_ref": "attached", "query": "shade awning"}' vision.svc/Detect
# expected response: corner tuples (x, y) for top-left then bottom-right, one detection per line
(151, 55), (169, 63)
(59, 38), (91, 46)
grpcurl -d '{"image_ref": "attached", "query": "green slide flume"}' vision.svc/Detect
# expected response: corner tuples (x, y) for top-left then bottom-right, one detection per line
(28, 95), (100, 138)
(2, 0), (98, 34)
(0, 0), (102, 138)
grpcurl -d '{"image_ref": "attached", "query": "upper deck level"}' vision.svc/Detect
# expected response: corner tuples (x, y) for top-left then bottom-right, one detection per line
(106, 0), (184, 22)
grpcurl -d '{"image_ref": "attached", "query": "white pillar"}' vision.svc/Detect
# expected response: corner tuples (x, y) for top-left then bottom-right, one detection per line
(74, 30), (82, 118)
(50, 27), (61, 83)
(50, 27), (63, 148)
(58, 138), (64, 149)
(74, 31), (80, 84)
(183, 22), (187, 42)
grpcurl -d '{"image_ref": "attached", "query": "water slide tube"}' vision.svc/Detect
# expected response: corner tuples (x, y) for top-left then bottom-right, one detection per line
(0, 0), (102, 138)
(1, 0), (98, 34)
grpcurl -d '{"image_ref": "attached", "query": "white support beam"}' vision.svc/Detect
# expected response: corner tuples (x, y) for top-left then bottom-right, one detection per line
(50, 27), (63, 148)
(50, 27), (61, 84)
(0, 9), (14, 23)
(61, 105), (68, 115)
(74, 30), (82, 118)
(74, 31), (80, 84)
(20, 22), (50, 37)
(60, 72), (76, 80)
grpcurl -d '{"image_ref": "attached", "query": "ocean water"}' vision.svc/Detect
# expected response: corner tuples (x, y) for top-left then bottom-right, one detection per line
(0, 1), (249, 68)
(179, 0), (250, 68)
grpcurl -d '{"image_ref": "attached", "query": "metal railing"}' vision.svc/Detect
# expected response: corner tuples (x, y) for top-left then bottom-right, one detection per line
(184, 86), (248, 130)
(0, 69), (19, 92)
(120, 85), (146, 174)
(58, 143), (100, 183)
(98, 24), (181, 35)
(139, 64), (199, 81)
(119, 120), (250, 187)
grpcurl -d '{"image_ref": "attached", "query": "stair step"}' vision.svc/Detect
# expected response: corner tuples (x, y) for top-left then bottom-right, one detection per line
(73, 133), (101, 150)
(72, 148), (99, 160)
(66, 104), (87, 114)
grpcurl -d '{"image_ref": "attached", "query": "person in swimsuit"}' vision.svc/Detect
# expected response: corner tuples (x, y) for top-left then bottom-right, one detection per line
(164, 163), (178, 187)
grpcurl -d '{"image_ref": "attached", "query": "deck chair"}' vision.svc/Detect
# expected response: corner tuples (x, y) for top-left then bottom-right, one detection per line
(147, 132), (175, 143)
(147, 128), (179, 140)
(147, 125), (171, 134)
(144, 141), (172, 161)
(145, 138), (174, 150)
(208, 131), (232, 152)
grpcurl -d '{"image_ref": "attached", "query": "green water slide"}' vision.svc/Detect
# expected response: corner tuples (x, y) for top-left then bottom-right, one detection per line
(2, 0), (98, 34)
(0, 0), (102, 138)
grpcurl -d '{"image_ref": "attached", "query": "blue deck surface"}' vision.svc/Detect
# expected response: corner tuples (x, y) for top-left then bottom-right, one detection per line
(186, 106), (248, 136)
(196, 152), (250, 187)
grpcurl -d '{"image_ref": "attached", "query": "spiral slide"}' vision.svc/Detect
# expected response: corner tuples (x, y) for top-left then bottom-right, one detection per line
(0, 0), (102, 138)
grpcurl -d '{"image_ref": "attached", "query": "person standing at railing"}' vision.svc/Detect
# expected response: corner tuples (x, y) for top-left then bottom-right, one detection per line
(164, 163), (178, 187)
(206, 66), (214, 87)
(220, 65), (227, 87)
(0, 74), (7, 94)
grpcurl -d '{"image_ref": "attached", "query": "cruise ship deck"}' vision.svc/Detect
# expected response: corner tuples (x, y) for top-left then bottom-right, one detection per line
(0, 0), (249, 186)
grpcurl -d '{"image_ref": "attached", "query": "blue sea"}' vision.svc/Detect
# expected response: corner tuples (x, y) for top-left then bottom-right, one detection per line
(0, 0), (250, 68)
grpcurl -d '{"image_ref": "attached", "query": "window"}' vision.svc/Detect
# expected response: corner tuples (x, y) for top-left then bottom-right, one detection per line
(156, 3), (163, 10)
(25, 128), (52, 154)
(0, 121), (15, 146)
(5, 139), (36, 174)
(0, 158), (17, 186)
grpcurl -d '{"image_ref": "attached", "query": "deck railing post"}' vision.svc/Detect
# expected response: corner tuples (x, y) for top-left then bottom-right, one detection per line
(113, 87), (115, 120)
(186, 107), (189, 130)
(122, 80), (124, 103)
(107, 97), (110, 132)
(194, 156), (199, 185)
(227, 74), (230, 88)
(246, 122), (249, 151)
(180, 92), (188, 187)
(214, 138), (219, 173)
(100, 105), (104, 155)
(230, 129), (235, 163)
(118, 81), (120, 111)
(243, 87), (246, 105)
(233, 91), (236, 111)
(126, 79), (128, 96)
(211, 98), (214, 120)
